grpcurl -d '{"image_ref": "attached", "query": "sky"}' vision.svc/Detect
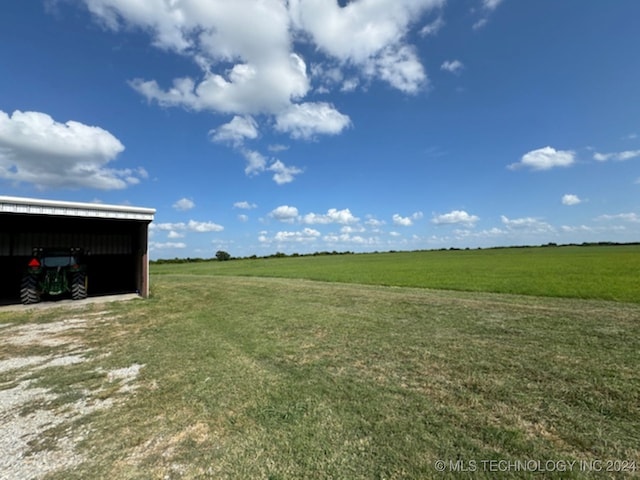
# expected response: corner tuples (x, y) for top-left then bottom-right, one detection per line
(1, 0), (640, 259)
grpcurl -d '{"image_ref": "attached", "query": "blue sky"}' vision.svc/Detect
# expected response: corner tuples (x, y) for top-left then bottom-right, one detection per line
(1, 0), (639, 259)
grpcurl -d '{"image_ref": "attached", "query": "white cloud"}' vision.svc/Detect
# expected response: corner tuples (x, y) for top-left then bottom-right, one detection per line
(440, 59), (464, 74)
(0, 109), (145, 190)
(268, 144), (289, 152)
(562, 194), (581, 206)
(392, 211), (423, 226)
(84, 0), (439, 117)
(236, 148), (302, 184)
(152, 219), (223, 233)
(509, 146), (576, 171)
(188, 219), (224, 232)
(209, 115), (258, 146)
(596, 213), (640, 223)
(473, 0), (504, 29)
(432, 210), (479, 226)
(303, 208), (359, 225)
(370, 45), (427, 94)
(289, 0), (442, 92)
(150, 241), (187, 250)
(80, 0), (445, 181)
(237, 148), (267, 176)
(482, 0), (504, 10)
(365, 216), (385, 228)
(323, 233), (378, 245)
(168, 230), (185, 239)
(419, 15), (445, 36)
(274, 228), (321, 242)
(234, 201), (257, 209)
(268, 160), (303, 185)
(501, 215), (553, 232)
(270, 205), (299, 223)
(341, 225), (365, 234)
(237, 214), (249, 222)
(274, 102), (351, 140)
(593, 150), (640, 162)
(173, 197), (195, 211)
(211, 121), (304, 185)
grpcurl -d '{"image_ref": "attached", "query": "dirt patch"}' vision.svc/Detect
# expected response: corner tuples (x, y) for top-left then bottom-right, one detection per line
(0, 310), (142, 479)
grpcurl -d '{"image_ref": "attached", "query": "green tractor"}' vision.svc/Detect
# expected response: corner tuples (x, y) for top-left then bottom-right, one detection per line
(20, 247), (88, 305)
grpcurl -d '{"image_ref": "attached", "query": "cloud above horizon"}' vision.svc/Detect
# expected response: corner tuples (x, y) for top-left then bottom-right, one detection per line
(509, 146), (576, 171)
(432, 210), (479, 226)
(79, 0), (445, 183)
(0, 109), (146, 190)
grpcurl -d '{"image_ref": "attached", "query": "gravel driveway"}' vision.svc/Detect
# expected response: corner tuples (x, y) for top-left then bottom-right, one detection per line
(0, 303), (143, 479)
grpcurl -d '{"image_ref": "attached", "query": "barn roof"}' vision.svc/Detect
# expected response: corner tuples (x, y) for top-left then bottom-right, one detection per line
(0, 196), (155, 222)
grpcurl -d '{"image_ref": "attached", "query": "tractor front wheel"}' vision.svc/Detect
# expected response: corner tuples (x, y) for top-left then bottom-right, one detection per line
(71, 272), (88, 300)
(20, 274), (41, 305)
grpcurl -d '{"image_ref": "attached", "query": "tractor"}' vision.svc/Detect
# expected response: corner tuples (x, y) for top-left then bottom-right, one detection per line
(20, 247), (88, 304)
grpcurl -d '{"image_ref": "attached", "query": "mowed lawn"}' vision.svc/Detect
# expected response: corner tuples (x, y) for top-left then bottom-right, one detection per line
(2, 246), (639, 479)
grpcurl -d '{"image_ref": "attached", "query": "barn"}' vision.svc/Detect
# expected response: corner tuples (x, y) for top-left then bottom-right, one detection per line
(0, 195), (155, 305)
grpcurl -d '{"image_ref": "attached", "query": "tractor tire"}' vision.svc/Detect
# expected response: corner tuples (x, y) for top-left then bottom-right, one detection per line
(20, 274), (40, 305)
(71, 272), (88, 300)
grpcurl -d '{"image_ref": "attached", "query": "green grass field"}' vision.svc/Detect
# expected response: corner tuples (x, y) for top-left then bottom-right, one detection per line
(2, 246), (639, 478)
(152, 245), (640, 303)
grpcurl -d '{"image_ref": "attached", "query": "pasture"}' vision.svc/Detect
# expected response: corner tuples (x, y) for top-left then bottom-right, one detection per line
(153, 244), (640, 303)
(1, 246), (639, 478)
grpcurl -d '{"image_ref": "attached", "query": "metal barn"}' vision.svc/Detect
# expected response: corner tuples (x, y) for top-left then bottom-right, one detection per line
(0, 196), (155, 305)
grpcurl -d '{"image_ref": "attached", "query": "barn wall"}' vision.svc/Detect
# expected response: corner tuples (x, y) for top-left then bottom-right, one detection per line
(0, 212), (150, 304)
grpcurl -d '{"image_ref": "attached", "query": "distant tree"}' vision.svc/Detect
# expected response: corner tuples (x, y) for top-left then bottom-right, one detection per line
(215, 250), (231, 261)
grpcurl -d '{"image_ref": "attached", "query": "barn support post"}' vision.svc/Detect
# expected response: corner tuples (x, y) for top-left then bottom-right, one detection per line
(137, 221), (151, 298)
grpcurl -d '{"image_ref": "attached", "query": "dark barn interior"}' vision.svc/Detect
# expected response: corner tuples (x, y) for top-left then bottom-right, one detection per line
(0, 198), (154, 306)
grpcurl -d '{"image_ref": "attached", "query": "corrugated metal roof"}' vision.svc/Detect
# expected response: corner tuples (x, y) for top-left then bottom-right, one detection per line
(0, 196), (155, 221)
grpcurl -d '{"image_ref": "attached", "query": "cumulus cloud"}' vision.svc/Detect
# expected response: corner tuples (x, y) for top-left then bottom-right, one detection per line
(274, 228), (321, 242)
(303, 208), (359, 225)
(509, 146), (575, 171)
(209, 115), (259, 146)
(289, 0), (442, 92)
(562, 194), (581, 206)
(82, 0), (438, 138)
(82, 0), (440, 111)
(392, 211), (423, 226)
(76, 0), (445, 185)
(152, 219), (223, 233)
(268, 160), (303, 185)
(0, 109), (146, 190)
(323, 233), (378, 245)
(274, 102), (351, 140)
(234, 201), (257, 209)
(440, 59), (464, 74)
(593, 150), (640, 162)
(150, 241), (187, 250)
(432, 210), (479, 226)
(501, 215), (553, 232)
(188, 219), (224, 232)
(365, 216), (386, 228)
(173, 197), (195, 211)
(240, 148), (268, 176)
(270, 205), (300, 223)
